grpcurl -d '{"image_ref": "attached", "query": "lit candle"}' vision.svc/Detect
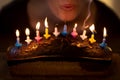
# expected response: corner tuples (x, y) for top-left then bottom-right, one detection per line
(15, 29), (22, 47)
(44, 17), (51, 39)
(53, 27), (60, 37)
(80, 30), (87, 40)
(25, 28), (32, 44)
(61, 24), (67, 36)
(35, 22), (42, 42)
(71, 23), (78, 38)
(89, 24), (96, 43)
(100, 27), (107, 48)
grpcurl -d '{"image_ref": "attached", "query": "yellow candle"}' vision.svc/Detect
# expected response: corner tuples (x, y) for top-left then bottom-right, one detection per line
(89, 24), (96, 43)
(44, 17), (51, 39)
(89, 34), (96, 43)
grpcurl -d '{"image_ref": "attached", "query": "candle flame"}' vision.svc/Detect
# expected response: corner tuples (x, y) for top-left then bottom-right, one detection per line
(25, 28), (30, 36)
(74, 23), (77, 28)
(55, 27), (58, 31)
(89, 24), (95, 32)
(103, 27), (107, 37)
(44, 17), (48, 28)
(16, 29), (20, 37)
(36, 22), (40, 30)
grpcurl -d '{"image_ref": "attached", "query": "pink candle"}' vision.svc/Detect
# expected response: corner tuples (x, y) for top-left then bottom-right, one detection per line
(35, 22), (42, 42)
(71, 23), (78, 38)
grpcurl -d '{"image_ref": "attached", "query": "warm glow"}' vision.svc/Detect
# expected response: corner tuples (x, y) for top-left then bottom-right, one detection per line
(103, 27), (107, 37)
(53, 27), (60, 37)
(44, 17), (48, 28)
(83, 30), (87, 35)
(25, 28), (30, 36)
(16, 29), (20, 37)
(89, 24), (95, 32)
(80, 30), (87, 40)
(36, 22), (40, 30)
(74, 23), (77, 28)
(54, 27), (58, 31)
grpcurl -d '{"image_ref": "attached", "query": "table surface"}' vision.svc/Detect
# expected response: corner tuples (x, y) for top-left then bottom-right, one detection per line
(0, 52), (120, 80)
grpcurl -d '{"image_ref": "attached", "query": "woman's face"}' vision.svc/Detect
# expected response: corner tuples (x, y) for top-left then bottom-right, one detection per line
(47, 0), (89, 22)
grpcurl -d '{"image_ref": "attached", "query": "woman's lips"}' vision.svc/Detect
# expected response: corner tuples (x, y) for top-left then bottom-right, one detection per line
(60, 4), (75, 11)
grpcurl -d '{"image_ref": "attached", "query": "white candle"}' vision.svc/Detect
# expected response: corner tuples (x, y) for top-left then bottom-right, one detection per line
(80, 30), (87, 40)
(53, 27), (60, 37)
(25, 28), (32, 44)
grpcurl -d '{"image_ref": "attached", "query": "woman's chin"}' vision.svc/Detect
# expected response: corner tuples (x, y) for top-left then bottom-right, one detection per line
(58, 16), (77, 22)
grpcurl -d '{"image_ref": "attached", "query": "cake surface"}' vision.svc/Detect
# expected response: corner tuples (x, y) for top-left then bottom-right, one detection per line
(7, 34), (112, 61)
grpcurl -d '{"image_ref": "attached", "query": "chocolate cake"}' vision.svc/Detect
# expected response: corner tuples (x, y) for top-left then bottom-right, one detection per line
(7, 34), (112, 61)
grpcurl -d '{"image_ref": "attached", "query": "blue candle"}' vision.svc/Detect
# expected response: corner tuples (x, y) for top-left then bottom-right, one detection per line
(15, 29), (22, 48)
(61, 24), (67, 36)
(15, 40), (22, 48)
(100, 27), (107, 48)
(100, 38), (107, 48)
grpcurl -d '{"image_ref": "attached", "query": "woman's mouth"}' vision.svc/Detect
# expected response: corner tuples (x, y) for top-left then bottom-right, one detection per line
(60, 4), (75, 11)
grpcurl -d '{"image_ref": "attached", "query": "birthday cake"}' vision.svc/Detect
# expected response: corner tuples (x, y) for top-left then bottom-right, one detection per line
(7, 33), (112, 61)
(6, 20), (112, 61)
